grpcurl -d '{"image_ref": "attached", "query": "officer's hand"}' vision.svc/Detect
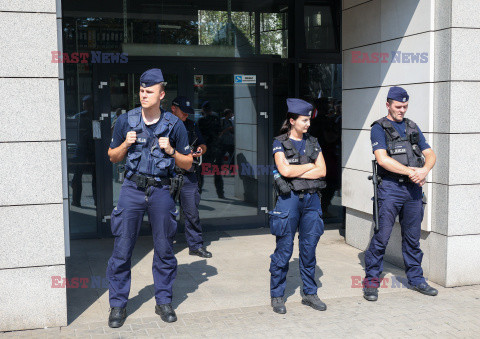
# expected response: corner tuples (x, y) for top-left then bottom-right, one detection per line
(192, 146), (203, 158)
(159, 137), (174, 155)
(409, 167), (428, 183)
(125, 131), (137, 147)
(419, 179), (426, 187)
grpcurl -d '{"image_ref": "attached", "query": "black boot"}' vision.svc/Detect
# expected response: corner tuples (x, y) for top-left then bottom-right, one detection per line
(363, 287), (378, 301)
(302, 294), (327, 311)
(155, 304), (177, 323)
(189, 247), (212, 258)
(271, 297), (286, 314)
(108, 307), (126, 328)
(411, 282), (438, 296)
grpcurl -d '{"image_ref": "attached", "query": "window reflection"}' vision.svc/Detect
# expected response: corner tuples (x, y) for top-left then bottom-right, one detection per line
(304, 5), (336, 51)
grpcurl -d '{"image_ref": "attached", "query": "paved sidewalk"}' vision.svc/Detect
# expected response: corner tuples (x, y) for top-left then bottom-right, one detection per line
(2, 226), (480, 338)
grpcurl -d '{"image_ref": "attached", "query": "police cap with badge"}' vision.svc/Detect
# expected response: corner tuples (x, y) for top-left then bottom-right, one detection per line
(287, 98), (314, 117)
(387, 86), (409, 103)
(140, 68), (165, 88)
(172, 96), (194, 115)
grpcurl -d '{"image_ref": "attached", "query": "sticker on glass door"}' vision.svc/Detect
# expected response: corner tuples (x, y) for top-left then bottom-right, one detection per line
(234, 75), (256, 84)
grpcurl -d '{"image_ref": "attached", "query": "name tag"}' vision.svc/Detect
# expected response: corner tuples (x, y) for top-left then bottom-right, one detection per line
(137, 137), (147, 144)
(391, 147), (407, 155)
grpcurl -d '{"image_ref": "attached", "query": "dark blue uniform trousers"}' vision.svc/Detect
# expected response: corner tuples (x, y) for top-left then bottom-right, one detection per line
(179, 172), (203, 250)
(364, 178), (426, 288)
(106, 178), (178, 308)
(270, 192), (324, 297)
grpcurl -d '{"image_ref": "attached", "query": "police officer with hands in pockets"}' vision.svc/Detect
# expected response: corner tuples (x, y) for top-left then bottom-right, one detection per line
(170, 96), (212, 258)
(363, 86), (437, 302)
(269, 98), (327, 314)
(106, 69), (193, 327)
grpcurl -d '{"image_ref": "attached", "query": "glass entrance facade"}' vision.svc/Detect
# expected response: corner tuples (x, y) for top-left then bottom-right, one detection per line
(61, 0), (342, 239)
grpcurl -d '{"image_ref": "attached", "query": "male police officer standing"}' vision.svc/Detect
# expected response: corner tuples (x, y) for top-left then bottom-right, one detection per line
(171, 96), (212, 258)
(106, 69), (192, 327)
(363, 86), (437, 301)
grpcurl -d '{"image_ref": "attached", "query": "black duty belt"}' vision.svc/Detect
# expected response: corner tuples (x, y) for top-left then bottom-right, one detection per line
(175, 163), (199, 175)
(130, 174), (170, 189)
(381, 174), (410, 183)
(293, 188), (319, 194)
(293, 189), (319, 199)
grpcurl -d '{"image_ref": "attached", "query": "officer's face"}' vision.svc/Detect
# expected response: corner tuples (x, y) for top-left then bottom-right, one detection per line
(139, 84), (165, 109)
(290, 116), (311, 134)
(387, 100), (408, 122)
(171, 105), (188, 122)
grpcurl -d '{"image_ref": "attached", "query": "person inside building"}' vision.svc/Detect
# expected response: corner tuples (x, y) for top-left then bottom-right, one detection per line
(363, 86), (437, 301)
(197, 101), (221, 196)
(71, 95), (97, 208)
(170, 96), (212, 258)
(214, 108), (235, 198)
(106, 68), (193, 327)
(269, 98), (327, 314)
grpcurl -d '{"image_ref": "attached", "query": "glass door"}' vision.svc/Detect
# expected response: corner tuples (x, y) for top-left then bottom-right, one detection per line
(187, 66), (270, 229)
(93, 59), (270, 237)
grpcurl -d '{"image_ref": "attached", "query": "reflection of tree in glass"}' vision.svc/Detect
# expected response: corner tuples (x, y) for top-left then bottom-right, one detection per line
(199, 11), (254, 47)
(198, 10), (287, 56)
(260, 13), (287, 56)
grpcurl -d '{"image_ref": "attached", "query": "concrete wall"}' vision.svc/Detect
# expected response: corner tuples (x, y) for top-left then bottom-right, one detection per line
(428, 0), (480, 287)
(342, 0), (480, 287)
(0, 0), (67, 331)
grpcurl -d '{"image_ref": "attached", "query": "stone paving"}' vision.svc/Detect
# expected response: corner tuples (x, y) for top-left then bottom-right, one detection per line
(2, 226), (480, 338)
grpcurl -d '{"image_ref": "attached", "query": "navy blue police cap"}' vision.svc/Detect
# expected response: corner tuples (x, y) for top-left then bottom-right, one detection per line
(287, 98), (314, 117)
(82, 95), (92, 102)
(387, 86), (409, 103)
(172, 96), (194, 115)
(139, 68), (165, 88)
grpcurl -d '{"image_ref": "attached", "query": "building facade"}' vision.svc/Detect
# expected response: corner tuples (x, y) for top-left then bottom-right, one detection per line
(342, 0), (480, 288)
(0, 0), (478, 332)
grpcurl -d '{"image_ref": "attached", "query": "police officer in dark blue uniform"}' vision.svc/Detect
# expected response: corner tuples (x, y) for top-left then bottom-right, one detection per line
(269, 98), (327, 314)
(106, 69), (193, 327)
(363, 86), (438, 301)
(170, 96), (212, 258)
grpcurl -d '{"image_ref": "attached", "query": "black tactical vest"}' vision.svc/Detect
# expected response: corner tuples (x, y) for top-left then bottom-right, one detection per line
(274, 133), (326, 192)
(125, 108), (178, 179)
(371, 117), (425, 179)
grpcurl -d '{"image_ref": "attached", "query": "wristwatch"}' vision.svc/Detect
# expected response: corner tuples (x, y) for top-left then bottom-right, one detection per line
(167, 148), (176, 156)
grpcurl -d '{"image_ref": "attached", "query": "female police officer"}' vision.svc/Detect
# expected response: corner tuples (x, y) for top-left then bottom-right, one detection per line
(269, 98), (327, 314)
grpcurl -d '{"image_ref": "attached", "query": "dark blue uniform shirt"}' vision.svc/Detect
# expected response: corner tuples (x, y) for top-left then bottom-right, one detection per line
(185, 119), (205, 147)
(110, 111), (191, 155)
(371, 119), (430, 152)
